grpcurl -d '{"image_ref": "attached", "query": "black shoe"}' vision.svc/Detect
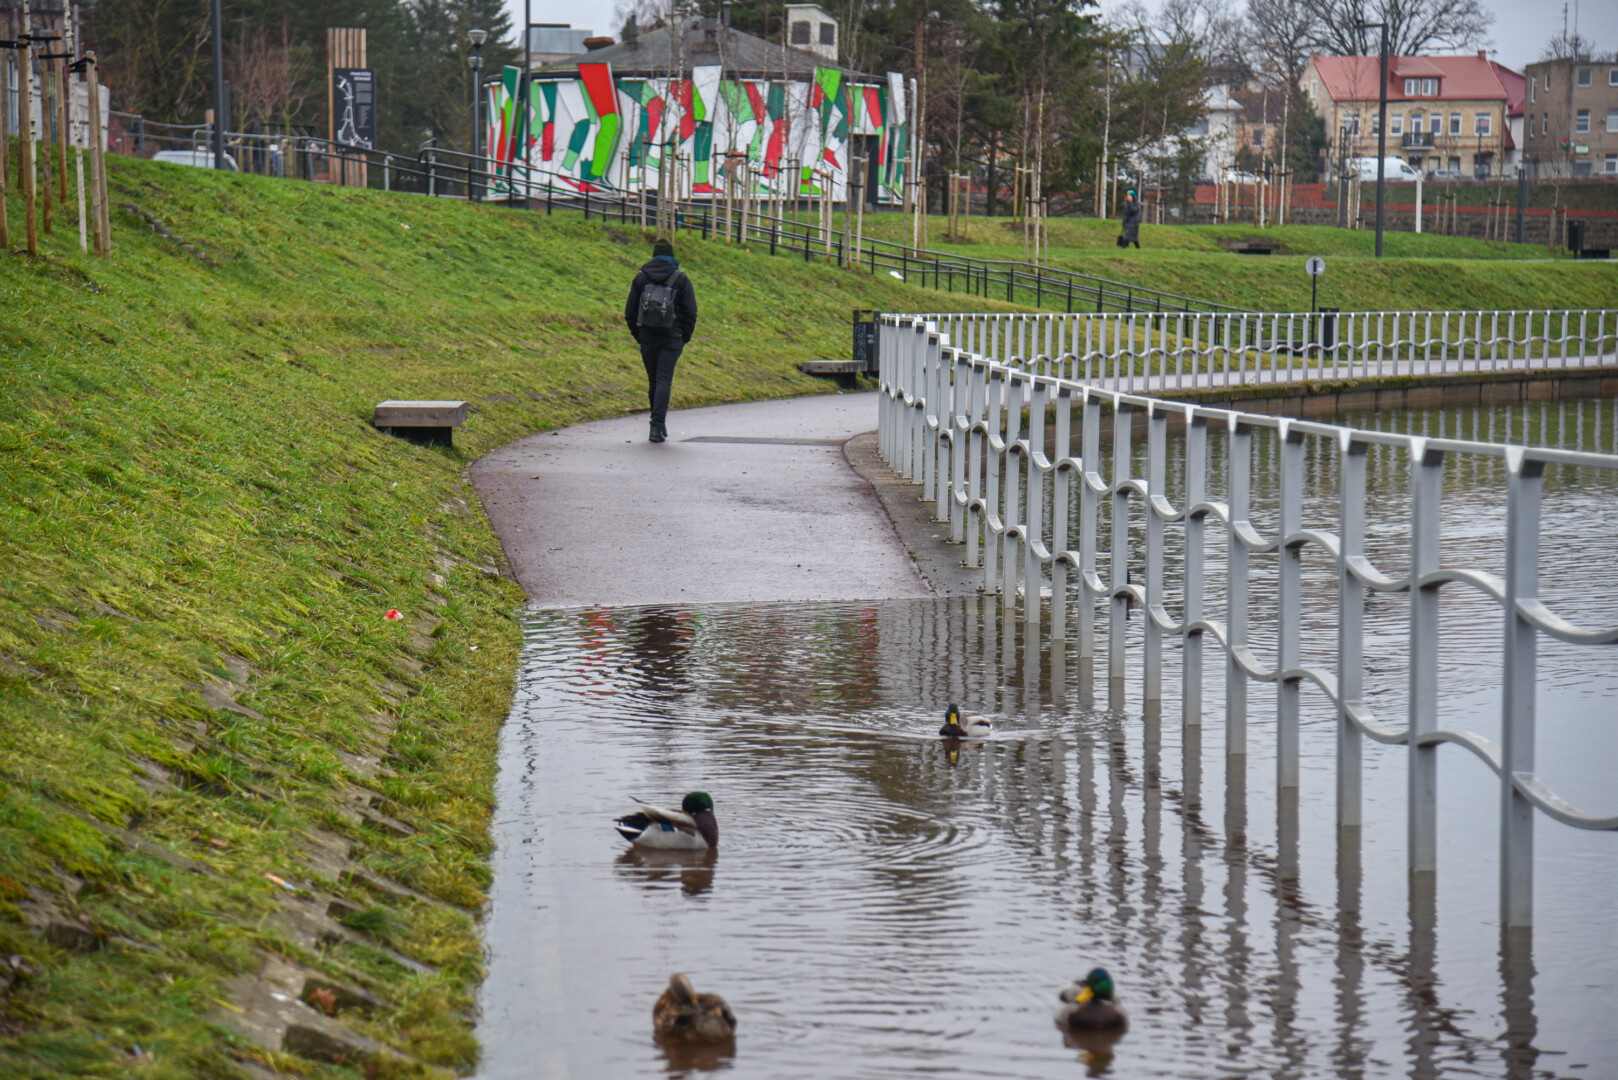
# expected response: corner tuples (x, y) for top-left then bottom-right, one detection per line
(649, 422), (666, 444)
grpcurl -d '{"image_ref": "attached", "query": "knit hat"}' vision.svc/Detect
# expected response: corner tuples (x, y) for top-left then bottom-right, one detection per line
(1127, 188), (1136, 197)
(653, 238), (675, 257)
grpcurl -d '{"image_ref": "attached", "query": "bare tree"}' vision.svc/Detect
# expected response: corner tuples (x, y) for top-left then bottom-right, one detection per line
(1248, 0), (1314, 85)
(1305, 0), (1492, 57)
(228, 17), (311, 131)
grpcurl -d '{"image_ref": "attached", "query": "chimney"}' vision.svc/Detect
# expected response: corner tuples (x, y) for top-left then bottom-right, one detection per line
(1478, 49), (1487, 59)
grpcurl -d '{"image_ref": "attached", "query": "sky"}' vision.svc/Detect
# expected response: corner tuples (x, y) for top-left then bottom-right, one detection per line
(495, 0), (1615, 77)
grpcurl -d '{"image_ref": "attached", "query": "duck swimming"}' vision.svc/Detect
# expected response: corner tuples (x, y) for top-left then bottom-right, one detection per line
(653, 973), (736, 1043)
(614, 792), (718, 850)
(939, 703), (991, 738)
(1054, 967), (1129, 1034)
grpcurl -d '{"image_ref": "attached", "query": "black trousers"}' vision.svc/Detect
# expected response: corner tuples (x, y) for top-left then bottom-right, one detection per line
(638, 333), (683, 428)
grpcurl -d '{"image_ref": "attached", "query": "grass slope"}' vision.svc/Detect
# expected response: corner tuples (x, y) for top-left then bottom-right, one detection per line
(0, 155), (993, 1079)
(844, 212), (1618, 312)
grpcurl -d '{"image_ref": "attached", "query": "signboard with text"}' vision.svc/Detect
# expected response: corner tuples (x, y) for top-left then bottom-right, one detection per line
(332, 68), (375, 150)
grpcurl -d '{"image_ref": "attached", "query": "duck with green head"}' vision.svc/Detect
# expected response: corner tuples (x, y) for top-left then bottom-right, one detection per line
(1054, 967), (1128, 1034)
(939, 703), (991, 738)
(615, 792), (718, 850)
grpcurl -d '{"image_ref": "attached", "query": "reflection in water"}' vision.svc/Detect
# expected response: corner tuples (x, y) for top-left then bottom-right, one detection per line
(657, 1035), (735, 1075)
(617, 848), (719, 898)
(476, 594), (1614, 1079)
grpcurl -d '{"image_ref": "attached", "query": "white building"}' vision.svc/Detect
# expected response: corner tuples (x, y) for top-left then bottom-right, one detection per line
(784, 4), (838, 63)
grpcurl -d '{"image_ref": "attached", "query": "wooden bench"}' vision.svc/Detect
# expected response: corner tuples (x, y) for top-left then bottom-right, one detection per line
(373, 400), (468, 447)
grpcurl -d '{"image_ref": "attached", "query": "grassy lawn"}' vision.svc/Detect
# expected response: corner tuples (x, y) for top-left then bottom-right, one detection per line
(830, 211), (1618, 312)
(0, 154), (999, 1079)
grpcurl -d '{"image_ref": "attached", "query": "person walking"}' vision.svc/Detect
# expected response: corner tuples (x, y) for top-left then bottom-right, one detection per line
(1118, 189), (1142, 249)
(625, 238), (699, 443)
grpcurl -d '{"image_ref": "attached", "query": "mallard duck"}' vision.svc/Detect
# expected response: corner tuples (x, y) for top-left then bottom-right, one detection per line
(1054, 967), (1129, 1033)
(939, 703), (991, 738)
(614, 792), (718, 850)
(653, 973), (736, 1043)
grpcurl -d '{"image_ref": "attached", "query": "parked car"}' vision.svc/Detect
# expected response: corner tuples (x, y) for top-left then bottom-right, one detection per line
(1426, 168), (1465, 181)
(1222, 168), (1261, 184)
(1346, 156), (1422, 182)
(151, 148), (240, 171)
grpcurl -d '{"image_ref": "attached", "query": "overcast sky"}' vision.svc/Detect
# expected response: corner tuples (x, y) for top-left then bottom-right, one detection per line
(495, 0), (1615, 77)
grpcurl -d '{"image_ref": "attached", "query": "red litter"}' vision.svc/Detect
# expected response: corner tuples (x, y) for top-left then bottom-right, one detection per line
(384, 609), (403, 621)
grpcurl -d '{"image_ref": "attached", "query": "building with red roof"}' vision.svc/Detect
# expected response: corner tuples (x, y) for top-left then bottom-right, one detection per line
(1301, 51), (1520, 180)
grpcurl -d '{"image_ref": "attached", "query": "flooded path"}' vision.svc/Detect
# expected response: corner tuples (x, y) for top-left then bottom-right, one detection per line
(474, 398), (1617, 1079)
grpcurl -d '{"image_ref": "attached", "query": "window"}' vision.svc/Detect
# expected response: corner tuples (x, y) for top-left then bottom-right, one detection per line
(1411, 113), (1423, 134)
(1610, 68), (1618, 86)
(1530, 80), (1536, 103)
(1544, 72), (1550, 90)
(1252, 128), (1265, 146)
(1448, 156), (1460, 171)
(1450, 113), (1462, 135)
(819, 22), (835, 46)
(1608, 108), (1618, 132)
(1371, 114), (1381, 135)
(1475, 112), (1491, 136)
(1422, 78), (1437, 95)
(1576, 108), (1590, 133)
(1542, 113), (1549, 135)
(1404, 77), (1418, 95)
(1391, 114), (1403, 136)
(1607, 154), (1618, 174)
(790, 19), (810, 44)
(1577, 68), (1591, 87)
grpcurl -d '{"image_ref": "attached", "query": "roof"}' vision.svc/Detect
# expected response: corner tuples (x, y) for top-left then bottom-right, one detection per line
(1309, 53), (1510, 103)
(537, 17), (870, 80)
(1490, 60), (1525, 117)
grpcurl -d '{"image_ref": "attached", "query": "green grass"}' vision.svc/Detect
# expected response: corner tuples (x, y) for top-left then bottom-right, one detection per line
(0, 154), (1003, 1079)
(835, 212), (1618, 312)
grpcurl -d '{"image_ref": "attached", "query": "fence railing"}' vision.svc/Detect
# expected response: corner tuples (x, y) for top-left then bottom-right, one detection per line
(912, 309), (1618, 393)
(101, 114), (1228, 316)
(876, 311), (1618, 930)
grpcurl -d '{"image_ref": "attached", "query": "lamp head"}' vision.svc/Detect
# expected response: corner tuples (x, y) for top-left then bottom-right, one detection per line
(468, 28), (488, 47)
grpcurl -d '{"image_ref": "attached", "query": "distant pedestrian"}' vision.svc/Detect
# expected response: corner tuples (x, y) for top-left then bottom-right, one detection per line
(1118, 189), (1142, 249)
(625, 238), (699, 444)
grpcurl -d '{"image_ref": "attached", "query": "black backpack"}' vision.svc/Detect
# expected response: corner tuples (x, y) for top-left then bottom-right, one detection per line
(637, 271), (685, 331)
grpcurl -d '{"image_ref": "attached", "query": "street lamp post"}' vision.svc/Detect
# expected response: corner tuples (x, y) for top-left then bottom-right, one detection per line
(210, 0), (225, 170)
(1356, 19), (1390, 257)
(468, 28), (487, 201)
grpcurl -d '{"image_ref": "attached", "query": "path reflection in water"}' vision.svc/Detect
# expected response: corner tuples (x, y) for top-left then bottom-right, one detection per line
(478, 590), (1615, 1079)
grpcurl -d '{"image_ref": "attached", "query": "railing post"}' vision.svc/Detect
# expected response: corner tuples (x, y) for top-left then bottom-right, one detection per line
(1051, 386), (1073, 643)
(1500, 449), (1543, 928)
(1002, 373), (1023, 614)
(966, 359), (987, 570)
(1407, 439), (1445, 879)
(1109, 400), (1132, 695)
(950, 349), (969, 543)
(1078, 391), (1102, 670)
(1182, 412), (1207, 729)
(1277, 421), (1305, 791)
(983, 366), (1005, 595)
(1337, 436), (1368, 832)
(1226, 417), (1251, 762)
(1023, 377), (1047, 628)
(1144, 403), (1167, 706)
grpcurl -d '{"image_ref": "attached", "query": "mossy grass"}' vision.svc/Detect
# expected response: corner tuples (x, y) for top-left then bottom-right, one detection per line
(0, 154), (1005, 1078)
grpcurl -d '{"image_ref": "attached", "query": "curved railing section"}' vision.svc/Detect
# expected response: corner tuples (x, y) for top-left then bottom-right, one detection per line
(913, 309), (1618, 392)
(877, 312), (1618, 931)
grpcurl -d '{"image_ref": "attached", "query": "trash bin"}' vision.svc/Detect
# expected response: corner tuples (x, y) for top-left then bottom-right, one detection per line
(1319, 308), (1339, 355)
(1567, 219), (1587, 254)
(852, 310), (879, 373)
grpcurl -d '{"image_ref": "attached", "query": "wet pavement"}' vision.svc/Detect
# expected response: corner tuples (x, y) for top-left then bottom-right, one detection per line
(469, 392), (931, 608)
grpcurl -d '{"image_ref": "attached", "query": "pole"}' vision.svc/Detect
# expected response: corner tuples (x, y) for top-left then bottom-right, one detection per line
(1415, 170), (1422, 233)
(210, 0), (225, 170)
(20, 0), (37, 256)
(1373, 21), (1388, 258)
(0, 25), (9, 250)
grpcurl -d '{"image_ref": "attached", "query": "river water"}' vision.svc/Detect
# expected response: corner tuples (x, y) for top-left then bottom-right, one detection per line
(477, 400), (1618, 1079)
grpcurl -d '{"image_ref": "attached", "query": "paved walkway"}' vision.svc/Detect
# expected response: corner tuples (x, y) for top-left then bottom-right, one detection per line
(470, 393), (933, 607)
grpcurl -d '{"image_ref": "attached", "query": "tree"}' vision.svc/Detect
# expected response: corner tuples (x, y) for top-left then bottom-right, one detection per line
(1304, 0), (1492, 58)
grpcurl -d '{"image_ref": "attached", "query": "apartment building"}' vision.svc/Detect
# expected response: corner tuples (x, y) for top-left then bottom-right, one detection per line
(1302, 51), (1516, 179)
(1522, 54), (1618, 177)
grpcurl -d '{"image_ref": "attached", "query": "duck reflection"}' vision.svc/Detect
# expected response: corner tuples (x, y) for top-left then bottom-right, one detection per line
(616, 847), (718, 897)
(657, 1036), (735, 1074)
(1059, 1026), (1124, 1075)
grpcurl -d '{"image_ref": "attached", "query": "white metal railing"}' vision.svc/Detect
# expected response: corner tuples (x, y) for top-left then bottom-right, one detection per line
(877, 312), (1618, 930)
(910, 309), (1618, 394)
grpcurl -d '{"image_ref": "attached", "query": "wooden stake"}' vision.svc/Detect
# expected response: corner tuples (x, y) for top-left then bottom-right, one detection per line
(40, 45), (53, 233)
(1, 30), (11, 251)
(20, 1), (37, 256)
(55, 50), (68, 207)
(85, 51), (108, 255)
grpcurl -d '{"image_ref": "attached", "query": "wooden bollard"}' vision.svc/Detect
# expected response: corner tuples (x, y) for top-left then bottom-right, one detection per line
(85, 51), (109, 255)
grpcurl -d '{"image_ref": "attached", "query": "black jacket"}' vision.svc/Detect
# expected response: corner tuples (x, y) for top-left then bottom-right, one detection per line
(1120, 198), (1142, 241)
(625, 257), (699, 342)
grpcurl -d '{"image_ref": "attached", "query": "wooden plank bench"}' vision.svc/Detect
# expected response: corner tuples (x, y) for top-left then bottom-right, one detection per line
(373, 400), (468, 447)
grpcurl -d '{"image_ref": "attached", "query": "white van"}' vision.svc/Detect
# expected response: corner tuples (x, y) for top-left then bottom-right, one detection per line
(1347, 157), (1421, 182)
